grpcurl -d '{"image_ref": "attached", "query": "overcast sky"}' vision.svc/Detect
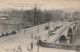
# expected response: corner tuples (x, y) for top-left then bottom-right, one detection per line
(0, 0), (80, 10)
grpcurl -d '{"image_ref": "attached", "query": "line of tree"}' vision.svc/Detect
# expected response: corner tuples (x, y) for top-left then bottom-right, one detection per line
(23, 9), (80, 26)
(3, 8), (80, 27)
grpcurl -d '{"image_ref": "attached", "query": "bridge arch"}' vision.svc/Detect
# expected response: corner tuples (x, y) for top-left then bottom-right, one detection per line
(67, 27), (73, 44)
(67, 27), (73, 37)
(59, 35), (67, 43)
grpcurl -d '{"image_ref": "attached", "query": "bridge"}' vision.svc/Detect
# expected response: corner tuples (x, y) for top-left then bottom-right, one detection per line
(37, 21), (76, 43)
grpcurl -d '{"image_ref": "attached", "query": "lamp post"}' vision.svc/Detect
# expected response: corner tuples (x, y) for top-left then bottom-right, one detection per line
(47, 12), (50, 37)
(37, 15), (39, 33)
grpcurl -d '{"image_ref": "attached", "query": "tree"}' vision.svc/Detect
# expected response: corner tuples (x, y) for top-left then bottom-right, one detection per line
(23, 10), (34, 26)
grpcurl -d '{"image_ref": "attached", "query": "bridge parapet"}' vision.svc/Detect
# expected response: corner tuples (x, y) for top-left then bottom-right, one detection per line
(38, 40), (80, 51)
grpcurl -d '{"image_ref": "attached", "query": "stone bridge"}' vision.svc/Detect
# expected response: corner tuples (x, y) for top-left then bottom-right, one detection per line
(54, 21), (76, 44)
(39, 21), (77, 44)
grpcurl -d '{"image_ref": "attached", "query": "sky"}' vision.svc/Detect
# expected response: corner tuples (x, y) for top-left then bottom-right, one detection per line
(0, 0), (80, 10)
